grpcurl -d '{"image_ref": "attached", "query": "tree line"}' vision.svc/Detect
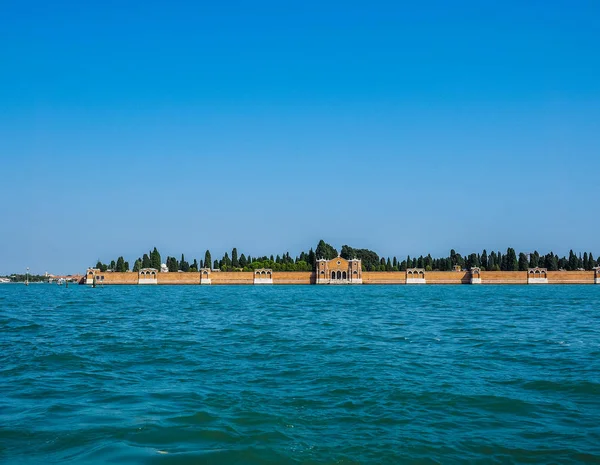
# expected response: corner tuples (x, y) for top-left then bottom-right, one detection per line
(94, 240), (599, 273)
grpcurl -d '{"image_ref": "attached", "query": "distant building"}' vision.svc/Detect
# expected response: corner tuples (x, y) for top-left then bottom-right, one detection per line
(316, 256), (362, 284)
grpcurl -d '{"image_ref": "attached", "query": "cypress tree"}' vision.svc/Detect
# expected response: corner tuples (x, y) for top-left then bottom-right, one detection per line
(133, 259), (141, 272)
(204, 250), (212, 270)
(239, 254), (247, 268)
(232, 248), (239, 268)
(213, 259), (218, 270)
(481, 250), (488, 270)
(150, 247), (161, 270)
(568, 250), (577, 270)
(530, 251), (540, 268)
(180, 254), (190, 272)
(116, 256), (125, 272)
(307, 248), (316, 270)
(142, 254), (151, 269)
(518, 253), (529, 271)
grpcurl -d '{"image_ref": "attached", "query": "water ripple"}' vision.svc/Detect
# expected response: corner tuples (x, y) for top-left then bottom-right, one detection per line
(1, 284), (599, 463)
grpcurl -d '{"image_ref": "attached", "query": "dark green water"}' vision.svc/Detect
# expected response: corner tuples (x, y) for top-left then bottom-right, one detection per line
(1, 284), (599, 464)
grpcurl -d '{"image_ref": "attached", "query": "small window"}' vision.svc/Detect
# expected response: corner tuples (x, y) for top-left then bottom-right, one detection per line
(337, 261), (341, 265)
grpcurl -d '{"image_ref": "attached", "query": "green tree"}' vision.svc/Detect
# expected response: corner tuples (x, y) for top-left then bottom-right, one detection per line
(529, 251), (540, 268)
(239, 254), (247, 268)
(116, 256), (125, 272)
(307, 248), (316, 270)
(315, 240), (338, 260)
(180, 254), (190, 272)
(204, 250), (212, 270)
(518, 252), (529, 271)
(133, 259), (141, 272)
(568, 250), (577, 270)
(142, 254), (151, 269)
(232, 248), (239, 268)
(505, 248), (518, 271)
(167, 256), (178, 272)
(148, 248), (161, 270)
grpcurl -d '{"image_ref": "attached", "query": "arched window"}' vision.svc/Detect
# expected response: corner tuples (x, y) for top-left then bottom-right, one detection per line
(342, 271), (347, 280)
(337, 271), (342, 279)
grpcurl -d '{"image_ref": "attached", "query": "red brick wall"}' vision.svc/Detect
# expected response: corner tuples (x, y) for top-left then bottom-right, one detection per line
(210, 272), (254, 285)
(273, 272), (315, 284)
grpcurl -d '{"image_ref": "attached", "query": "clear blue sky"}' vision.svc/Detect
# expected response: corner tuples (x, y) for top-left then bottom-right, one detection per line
(1, 0), (599, 274)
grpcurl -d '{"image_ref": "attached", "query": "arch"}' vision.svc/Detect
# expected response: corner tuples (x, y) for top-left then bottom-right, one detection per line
(320, 270), (325, 275)
(337, 271), (342, 279)
(353, 270), (357, 275)
(419, 271), (424, 278)
(342, 271), (347, 280)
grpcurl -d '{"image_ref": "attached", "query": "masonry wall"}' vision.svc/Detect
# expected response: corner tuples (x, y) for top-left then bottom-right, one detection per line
(157, 272), (200, 284)
(427, 271), (471, 284)
(546, 271), (594, 284)
(362, 272), (405, 284)
(273, 272), (315, 284)
(210, 272), (254, 285)
(480, 271), (527, 284)
(84, 271), (598, 285)
(96, 272), (139, 284)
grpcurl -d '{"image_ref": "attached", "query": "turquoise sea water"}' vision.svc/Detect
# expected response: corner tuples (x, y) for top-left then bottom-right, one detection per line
(1, 284), (599, 464)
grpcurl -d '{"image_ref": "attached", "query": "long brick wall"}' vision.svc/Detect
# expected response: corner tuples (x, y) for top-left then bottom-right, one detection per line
(362, 272), (405, 284)
(546, 271), (594, 284)
(272, 272), (315, 284)
(211, 272), (254, 285)
(428, 271), (471, 284)
(84, 270), (598, 285)
(481, 271), (527, 284)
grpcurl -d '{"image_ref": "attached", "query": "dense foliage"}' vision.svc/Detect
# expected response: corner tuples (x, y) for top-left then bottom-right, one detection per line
(93, 241), (599, 273)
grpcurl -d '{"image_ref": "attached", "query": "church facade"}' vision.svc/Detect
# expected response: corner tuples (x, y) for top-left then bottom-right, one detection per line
(316, 256), (363, 284)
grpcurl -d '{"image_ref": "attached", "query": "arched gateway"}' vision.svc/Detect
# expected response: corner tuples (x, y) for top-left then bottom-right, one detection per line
(254, 268), (273, 284)
(528, 267), (548, 284)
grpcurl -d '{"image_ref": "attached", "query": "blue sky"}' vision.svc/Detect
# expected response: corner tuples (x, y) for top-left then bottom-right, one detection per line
(1, 0), (599, 274)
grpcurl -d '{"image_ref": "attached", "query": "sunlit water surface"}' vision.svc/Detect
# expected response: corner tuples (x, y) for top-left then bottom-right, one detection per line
(1, 284), (599, 464)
